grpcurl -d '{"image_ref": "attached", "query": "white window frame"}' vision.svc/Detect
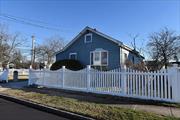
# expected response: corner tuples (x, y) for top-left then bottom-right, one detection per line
(84, 33), (92, 43)
(90, 49), (108, 66)
(69, 53), (77, 60)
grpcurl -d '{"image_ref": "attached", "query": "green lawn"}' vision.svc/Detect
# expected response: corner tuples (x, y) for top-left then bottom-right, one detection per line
(0, 88), (179, 120)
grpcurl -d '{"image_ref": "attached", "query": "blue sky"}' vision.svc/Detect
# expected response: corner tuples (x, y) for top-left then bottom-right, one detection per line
(0, 0), (180, 58)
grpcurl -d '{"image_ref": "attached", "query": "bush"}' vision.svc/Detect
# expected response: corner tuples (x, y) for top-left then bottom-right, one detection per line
(50, 59), (84, 71)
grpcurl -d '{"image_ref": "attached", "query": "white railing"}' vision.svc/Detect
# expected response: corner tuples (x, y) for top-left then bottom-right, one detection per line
(28, 65), (180, 103)
(0, 69), (9, 82)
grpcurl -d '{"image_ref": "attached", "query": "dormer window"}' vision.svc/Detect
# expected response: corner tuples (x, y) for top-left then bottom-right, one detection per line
(84, 33), (92, 43)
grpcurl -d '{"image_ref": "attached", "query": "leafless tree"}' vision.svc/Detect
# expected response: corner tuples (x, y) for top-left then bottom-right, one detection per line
(147, 27), (180, 68)
(129, 34), (139, 51)
(0, 24), (27, 67)
(0, 24), (9, 62)
(35, 35), (64, 67)
(128, 34), (146, 57)
(7, 33), (27, 62)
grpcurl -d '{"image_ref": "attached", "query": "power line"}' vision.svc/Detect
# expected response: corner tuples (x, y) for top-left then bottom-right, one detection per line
(0, 13), (65, 29)
(0, 13), (65, 32)
(0, 14), (61, 31)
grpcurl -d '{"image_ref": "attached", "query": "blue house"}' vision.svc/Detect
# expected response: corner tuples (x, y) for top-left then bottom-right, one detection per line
(56, 27), (144, 70)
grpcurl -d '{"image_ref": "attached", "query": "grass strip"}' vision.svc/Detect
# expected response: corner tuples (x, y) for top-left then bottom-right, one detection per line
(0, 89), (179, 120)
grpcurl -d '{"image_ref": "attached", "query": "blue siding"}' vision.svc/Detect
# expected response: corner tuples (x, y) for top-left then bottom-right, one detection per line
(56, 32), (120, 69)
(128, 52), (143, 64)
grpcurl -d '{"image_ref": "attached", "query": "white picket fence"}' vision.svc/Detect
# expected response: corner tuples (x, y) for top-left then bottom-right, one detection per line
(28, 65), (180, 103)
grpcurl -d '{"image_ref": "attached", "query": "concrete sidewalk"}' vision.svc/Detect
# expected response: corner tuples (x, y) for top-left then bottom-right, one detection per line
(113, 104), (180, 118)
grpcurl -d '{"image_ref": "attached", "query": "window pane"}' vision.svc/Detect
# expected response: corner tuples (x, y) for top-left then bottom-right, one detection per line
(101, 52), (107, 65)
(70, 54), (76, 60)
(94, 52), (100, 61)
(86, 36), (91, 41)
(132, 56), (135, 64)
(124, 53), (127, 62)
(85, 34), (92, 43)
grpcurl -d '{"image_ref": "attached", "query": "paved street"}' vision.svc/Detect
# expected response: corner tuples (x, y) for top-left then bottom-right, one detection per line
(0, 98), (69, 120)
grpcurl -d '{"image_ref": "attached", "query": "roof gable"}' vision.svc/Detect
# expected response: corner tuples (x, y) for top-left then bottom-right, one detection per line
(55, 26), (144, 59)
(55, 26), (123, 54)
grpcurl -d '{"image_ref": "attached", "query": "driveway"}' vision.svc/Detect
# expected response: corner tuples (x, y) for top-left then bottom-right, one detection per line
(0, 97), (69, 120)
(0, 81), (28, 90)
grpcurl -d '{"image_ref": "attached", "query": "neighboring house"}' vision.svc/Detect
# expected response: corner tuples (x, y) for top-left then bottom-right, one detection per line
(169, 62), (180, 67)
(145, 60), (162, 71)
(56, 26), (144, 70)
(145, 59), (180, 71)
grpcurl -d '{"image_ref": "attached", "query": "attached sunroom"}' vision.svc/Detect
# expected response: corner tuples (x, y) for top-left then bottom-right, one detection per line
(90, 48), (108, 66)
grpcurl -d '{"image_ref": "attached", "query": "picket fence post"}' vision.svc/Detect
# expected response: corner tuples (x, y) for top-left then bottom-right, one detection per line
(42, 69), (45, 86)
(6, 69), (9, 83)
(28, 69), (32, 85)
(169, 64), (180, 103)
(121, 65), (127, 96)
(87, 65), (91, 91)
(62, 66), (65, 88)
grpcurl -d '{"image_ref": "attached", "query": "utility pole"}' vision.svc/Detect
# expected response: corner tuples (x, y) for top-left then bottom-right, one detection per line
(31, 35), (35, 69)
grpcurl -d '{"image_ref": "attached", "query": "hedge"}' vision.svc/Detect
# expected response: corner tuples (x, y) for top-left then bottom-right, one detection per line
(50, 59), (84, 71)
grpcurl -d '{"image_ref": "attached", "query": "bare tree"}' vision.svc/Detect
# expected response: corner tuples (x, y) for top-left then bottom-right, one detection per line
(147, 27), (180, 68)
(35, 35), (64, 68)
(0, 24), (9, 62)
(129, 34), (139, 51)
(7, 33), (27, 62)
(128, 34), (146, 57)
(0, 24), (27, 68)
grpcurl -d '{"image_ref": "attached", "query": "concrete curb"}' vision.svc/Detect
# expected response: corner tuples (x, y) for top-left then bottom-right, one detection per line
(0, 94), (95, 120)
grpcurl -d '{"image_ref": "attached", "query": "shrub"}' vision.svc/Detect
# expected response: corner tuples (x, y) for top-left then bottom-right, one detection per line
(125, 59), (148, 71)
(50, 59), (84, 71)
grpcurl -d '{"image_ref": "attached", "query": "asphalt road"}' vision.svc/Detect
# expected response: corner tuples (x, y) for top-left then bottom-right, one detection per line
(0, 98), (69, 120)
